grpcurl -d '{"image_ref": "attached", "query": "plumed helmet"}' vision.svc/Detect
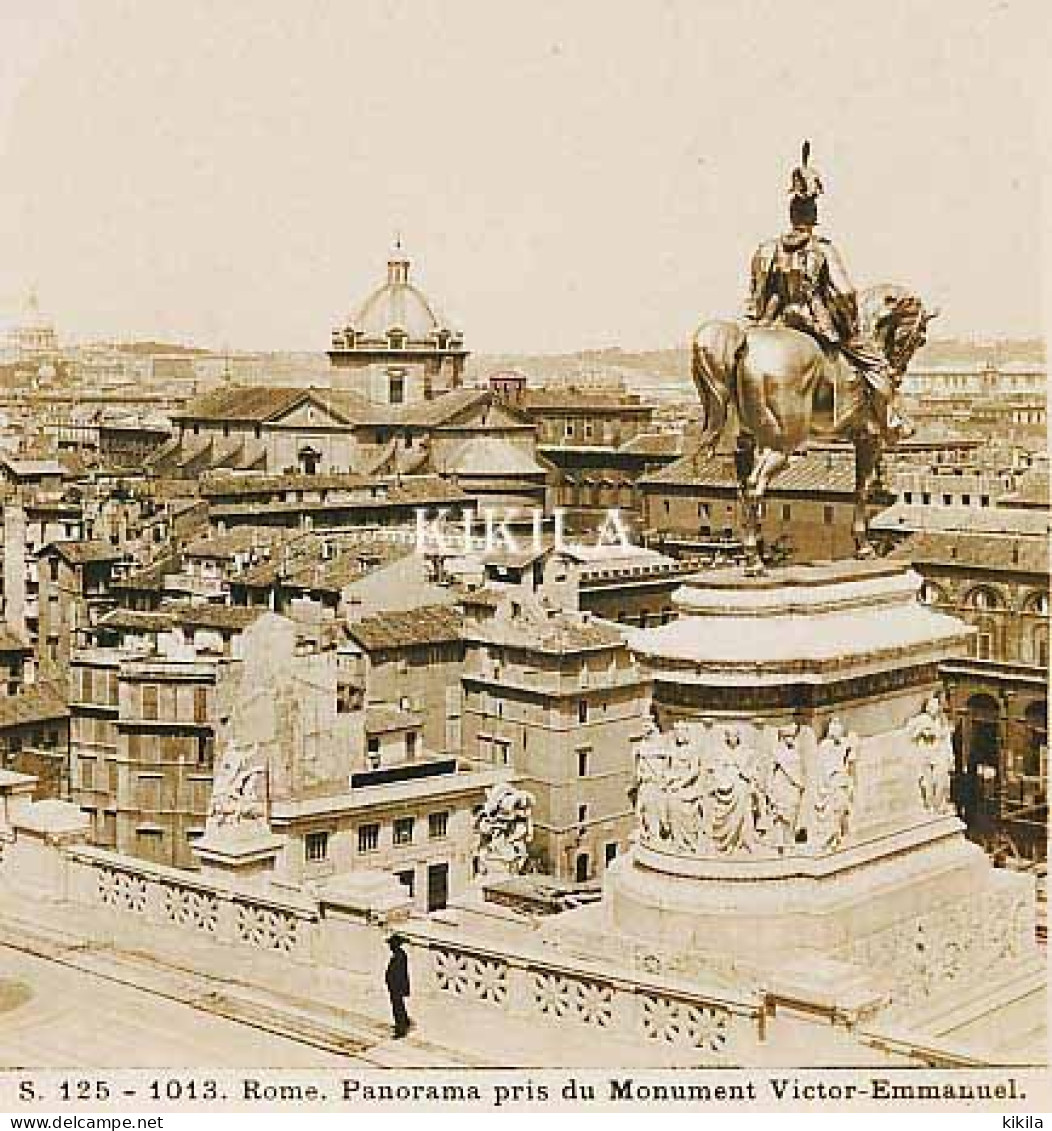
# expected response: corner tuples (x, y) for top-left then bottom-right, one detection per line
(788, 140), (823, 226)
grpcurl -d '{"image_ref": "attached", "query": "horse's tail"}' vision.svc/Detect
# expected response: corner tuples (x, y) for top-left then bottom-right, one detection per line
(691, 320), (744, 451)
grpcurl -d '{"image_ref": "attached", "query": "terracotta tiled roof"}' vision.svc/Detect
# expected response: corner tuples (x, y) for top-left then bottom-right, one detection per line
(41, 539), (122, 565)
(0, 683), (69, 729)
(446, 438), (547, 477)
(184, 526), (293, 559)
(872, 502), (1051, 537)
(235, 537), (412, 592)
(168, 603), (268, 632)
(889, 531), (1049, 574)
(364, 388), (491, 428)
(0, 626), (30, 652)
(207, 475), (466, 517)
(200, 472), (374, 499)
(347, 605), (464, 651)
(111, 553), (181, 591)
(519, 387), (648, 411)
(465, 607), (625, 654)
(175, 386), (371, 425)
(617, 432), (686, 457)
(96, 609), (174, 633)
(365, 705), (422, 734)
(641, 450), (858, 494)
(1001, 469), (1050, 509)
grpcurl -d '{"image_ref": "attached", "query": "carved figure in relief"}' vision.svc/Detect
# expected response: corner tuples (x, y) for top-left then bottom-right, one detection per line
(475, 782), (535, 875)
(765, 723), (806, 850)
(635, 747), (670, 845)
(707, 726), (761, 854)
(906, 695), (955, 814)
(811, 717), (858, 851)
(665, 729), (706, 854)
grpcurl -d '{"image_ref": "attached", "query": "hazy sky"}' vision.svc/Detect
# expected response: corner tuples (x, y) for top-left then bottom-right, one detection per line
(0, 0), (1046, 353)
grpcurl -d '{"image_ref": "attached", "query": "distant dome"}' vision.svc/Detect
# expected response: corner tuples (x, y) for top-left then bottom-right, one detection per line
(354, 281), (446, 340)
(20, 289), (54, 332)
(343, 243), (456, 344)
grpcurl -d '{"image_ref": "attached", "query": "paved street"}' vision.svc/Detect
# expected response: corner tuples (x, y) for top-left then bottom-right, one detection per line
(0, 946), (349, 1069)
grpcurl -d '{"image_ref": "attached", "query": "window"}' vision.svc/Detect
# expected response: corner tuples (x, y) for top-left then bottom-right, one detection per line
(137, 775), (161, 809)
(393, 817), (415, 845)
(781, 504), (791, 522)
(823, 505), (834, 526)
(389, 375), (405, 404)
(49, 557), (60, 583)
(141, 684), (158, 720)
(975, 632), (993, 661)
(578, 803), (588, 826)
(942, 493), (952, 506)
(305, 831), (329, 863)
(922, 492), (931, 505)
(357, 823), (380, 853)
(196, 735), (213, 766)
(190, 685), (209, 724)
(396, 868), (415, 897)
(578, 699), (589, 724)
(577, 747), (590, 777)
(80, 759), (95, 790)
(903, 491), (913, 504)
(564, 422), (573, 438)
(494, 738), (511, 766)
(366, 736), (381, 768)
(428, 810), (449, 839)
(605, 841), (618, 865)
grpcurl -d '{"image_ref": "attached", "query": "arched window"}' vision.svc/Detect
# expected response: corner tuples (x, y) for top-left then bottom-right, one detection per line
(919, 581), (946, 606)
(1026, 621), (1049, 668)
(965, 587), (1002, 611)
(1022, 591), (1049, 617)
(965, 693), (1001, 774)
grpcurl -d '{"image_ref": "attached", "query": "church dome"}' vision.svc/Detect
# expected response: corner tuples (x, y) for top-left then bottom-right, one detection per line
(340, 242), (459, 346)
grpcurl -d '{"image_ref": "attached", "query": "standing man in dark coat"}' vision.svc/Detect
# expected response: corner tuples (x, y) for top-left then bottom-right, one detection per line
(385, 934), (412, 1038)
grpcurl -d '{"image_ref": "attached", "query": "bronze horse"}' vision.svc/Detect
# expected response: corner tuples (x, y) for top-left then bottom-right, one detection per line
(691, 284), (938, 574)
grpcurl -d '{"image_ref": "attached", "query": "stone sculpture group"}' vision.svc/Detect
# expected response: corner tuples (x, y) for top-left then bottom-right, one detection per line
(635, 695), (958, 860)
(635, 716), (860, 857)
(474, 782), (535, 876)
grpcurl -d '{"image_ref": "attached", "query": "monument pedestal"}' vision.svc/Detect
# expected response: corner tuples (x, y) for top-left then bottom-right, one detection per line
(193, 827), (285, 893)
(400, 561), (1042, 1064)
(601, 560), (1039, 1018)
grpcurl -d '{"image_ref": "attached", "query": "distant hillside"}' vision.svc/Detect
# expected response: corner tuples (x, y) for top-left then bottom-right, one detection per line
(107, 340), (212, 356)
(468, 338), (1046, 396)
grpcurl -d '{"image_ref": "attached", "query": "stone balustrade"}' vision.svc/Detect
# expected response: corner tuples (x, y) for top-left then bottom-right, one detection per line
(65, 845), (320, 961)
(400, 929), (763, 1064)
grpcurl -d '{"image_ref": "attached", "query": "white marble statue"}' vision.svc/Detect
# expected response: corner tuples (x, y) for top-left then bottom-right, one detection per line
(664, 730), (706, 854)
(765, 723), (806, 851)
(206, 741), (267, 832)
(907, 695), (955, 814)
(635, 748), (670, 845)
(810, 717), (858, 852)
(707, 726), (761, 855)
(475, 782), (535, 875)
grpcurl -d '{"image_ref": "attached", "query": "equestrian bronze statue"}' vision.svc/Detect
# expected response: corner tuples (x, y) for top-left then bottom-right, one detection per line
(691, 143), (938, 574)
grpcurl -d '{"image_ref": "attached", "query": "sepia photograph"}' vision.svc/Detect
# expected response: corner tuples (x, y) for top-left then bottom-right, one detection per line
(0, 0), (1047, 1118)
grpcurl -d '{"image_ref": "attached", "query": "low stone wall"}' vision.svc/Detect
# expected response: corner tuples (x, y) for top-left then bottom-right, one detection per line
(399, 926), (765, 1064)
(66, 846), (321, 961)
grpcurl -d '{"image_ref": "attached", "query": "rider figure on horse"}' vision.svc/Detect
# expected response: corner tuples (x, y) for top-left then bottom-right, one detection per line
(743, 143), (914, 444)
